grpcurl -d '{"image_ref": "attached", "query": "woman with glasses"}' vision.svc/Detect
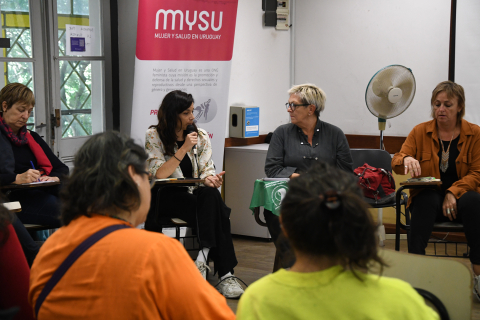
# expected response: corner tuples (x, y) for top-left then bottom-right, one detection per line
(29, 132), (235, 319)
(264, 83), (353, 268)
(144, 90), (243, 299)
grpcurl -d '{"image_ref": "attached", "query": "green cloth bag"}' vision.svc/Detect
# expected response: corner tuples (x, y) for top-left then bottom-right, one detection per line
(249, 179), (289, 216)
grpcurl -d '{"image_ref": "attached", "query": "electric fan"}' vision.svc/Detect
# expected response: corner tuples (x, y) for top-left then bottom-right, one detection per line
(365, 65), (416, 149)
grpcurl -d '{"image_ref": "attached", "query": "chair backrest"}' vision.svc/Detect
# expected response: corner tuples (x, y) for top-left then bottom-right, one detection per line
(374, 249), (472, 319)
(414, 288), (449, 320)
(350, 148), (392, 171)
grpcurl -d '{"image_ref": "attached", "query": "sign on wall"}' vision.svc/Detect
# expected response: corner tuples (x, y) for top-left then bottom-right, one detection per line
(65, 24), (95, 56)
(131, 0), (239, 172)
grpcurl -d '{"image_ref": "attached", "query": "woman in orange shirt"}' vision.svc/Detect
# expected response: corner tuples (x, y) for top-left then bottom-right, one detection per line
(391, 81), (480, 301)
(29, 132), (235, 320)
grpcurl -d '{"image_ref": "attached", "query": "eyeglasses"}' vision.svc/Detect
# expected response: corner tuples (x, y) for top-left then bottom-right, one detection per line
(285, 102), (309, 111)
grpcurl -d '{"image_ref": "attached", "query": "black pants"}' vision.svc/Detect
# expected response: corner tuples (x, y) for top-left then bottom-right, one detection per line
(145, 186), (237, 277)
(264, 209), (295, 269)
(7, 186), (62, 266)
(409, 189), (480, 264)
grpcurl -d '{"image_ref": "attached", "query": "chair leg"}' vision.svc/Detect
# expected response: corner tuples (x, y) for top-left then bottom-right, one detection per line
(175, 226), (180, 241)
(377, 208), (385, 247)
(405, 206), (410, 252)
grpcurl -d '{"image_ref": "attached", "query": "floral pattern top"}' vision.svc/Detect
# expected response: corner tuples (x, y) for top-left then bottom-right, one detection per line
(145, 127), (216, 189)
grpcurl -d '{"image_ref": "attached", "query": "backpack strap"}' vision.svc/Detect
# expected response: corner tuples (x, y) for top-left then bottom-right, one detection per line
(35, 224), (131, 318)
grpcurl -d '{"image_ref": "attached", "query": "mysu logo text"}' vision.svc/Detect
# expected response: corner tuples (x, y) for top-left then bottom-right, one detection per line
(155, 10), (223, 31)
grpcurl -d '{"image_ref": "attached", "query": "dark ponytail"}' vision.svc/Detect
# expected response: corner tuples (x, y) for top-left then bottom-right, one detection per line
(281, 162), (386, 277)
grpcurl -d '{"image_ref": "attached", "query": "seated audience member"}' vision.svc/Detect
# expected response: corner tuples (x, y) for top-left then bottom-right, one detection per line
(391, 80), (480, 301)
(0, 198), (34, 320)
(29, 132), (235, 320)
(145, 90), (242, 298)
(237, 163), (439, 320)
(264, 83), (353, 268)
(0, 83), (69, 265)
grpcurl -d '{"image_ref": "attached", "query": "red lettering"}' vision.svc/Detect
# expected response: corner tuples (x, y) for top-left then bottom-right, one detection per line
(208, 133), (213, 139)
(150, 110), (158, 115)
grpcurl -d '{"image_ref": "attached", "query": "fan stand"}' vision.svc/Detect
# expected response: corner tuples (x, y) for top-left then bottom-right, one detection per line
(378, 118), (386, 150)
(380, 130), (384, 150)
(377, 118), (387, 246)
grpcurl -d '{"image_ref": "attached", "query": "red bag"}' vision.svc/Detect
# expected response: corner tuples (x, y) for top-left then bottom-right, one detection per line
(354, 163), (396, 204)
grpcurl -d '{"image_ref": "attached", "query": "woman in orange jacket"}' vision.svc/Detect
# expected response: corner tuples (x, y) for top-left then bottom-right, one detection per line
(392, 81), (480, 301)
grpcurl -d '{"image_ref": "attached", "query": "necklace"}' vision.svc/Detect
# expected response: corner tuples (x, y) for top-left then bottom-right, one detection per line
(439, 133), (454, 173)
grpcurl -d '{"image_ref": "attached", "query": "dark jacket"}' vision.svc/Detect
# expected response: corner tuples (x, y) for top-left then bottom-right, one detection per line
(0, 130), (69, 186)
(265, 120), (353, 178)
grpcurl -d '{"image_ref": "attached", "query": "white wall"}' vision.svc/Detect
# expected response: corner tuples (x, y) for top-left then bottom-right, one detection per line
(456, 0), (480, 125)
(227, 0), (291, 134)
(119, 1), (473, 139)
(118, 0), (139, 135)
(294, 0), (451, 137)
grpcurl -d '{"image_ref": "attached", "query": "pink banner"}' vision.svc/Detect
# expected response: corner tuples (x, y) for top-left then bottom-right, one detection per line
(136, 0), (238, 61)
(131, 0), (239, 177)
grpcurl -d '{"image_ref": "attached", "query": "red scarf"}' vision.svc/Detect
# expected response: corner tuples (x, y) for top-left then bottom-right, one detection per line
(26, 131), (53, 176)
(0, 114), (52, 175)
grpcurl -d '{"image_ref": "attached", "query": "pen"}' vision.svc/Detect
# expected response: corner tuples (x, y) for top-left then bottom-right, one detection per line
(30, 161), (40, 182)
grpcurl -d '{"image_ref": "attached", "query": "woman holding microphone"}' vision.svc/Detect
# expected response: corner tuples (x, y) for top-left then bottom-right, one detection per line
(145, 90), (243, 299)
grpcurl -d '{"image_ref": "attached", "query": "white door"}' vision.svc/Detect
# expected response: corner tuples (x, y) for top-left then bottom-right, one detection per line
(0, 0), (110, 168)
(47, 0), (109, 167)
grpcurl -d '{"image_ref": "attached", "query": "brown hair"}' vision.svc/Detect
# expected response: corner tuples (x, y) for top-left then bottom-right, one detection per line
(430, 81), (465, 125)
(0, 83), (35, 115)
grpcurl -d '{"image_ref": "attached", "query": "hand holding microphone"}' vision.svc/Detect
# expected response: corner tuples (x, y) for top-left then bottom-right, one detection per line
(185, 125), (198, 154)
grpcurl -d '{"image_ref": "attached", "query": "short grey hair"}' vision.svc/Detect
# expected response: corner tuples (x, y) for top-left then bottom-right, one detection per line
(288, 83), (327, 117)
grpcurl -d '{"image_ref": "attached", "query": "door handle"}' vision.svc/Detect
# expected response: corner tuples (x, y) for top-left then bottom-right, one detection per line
(52, 109), (60, 127)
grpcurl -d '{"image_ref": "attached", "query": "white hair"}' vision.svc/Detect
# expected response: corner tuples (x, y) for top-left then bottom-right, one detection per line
(288, 83), (327, 116)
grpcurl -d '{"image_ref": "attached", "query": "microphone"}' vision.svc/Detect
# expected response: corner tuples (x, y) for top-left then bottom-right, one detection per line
(186, 125), (197, 154)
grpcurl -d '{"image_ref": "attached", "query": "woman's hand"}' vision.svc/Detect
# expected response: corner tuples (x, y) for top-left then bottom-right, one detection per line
(204, 171), (225, 188)
(404, 156), (421, 177)
(182, 132), (198, 151)
(14, 169), (40, 184)
(442, 192), (457, 221)
(39, 176), (60, 182)
(289, 173), (300, 179)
